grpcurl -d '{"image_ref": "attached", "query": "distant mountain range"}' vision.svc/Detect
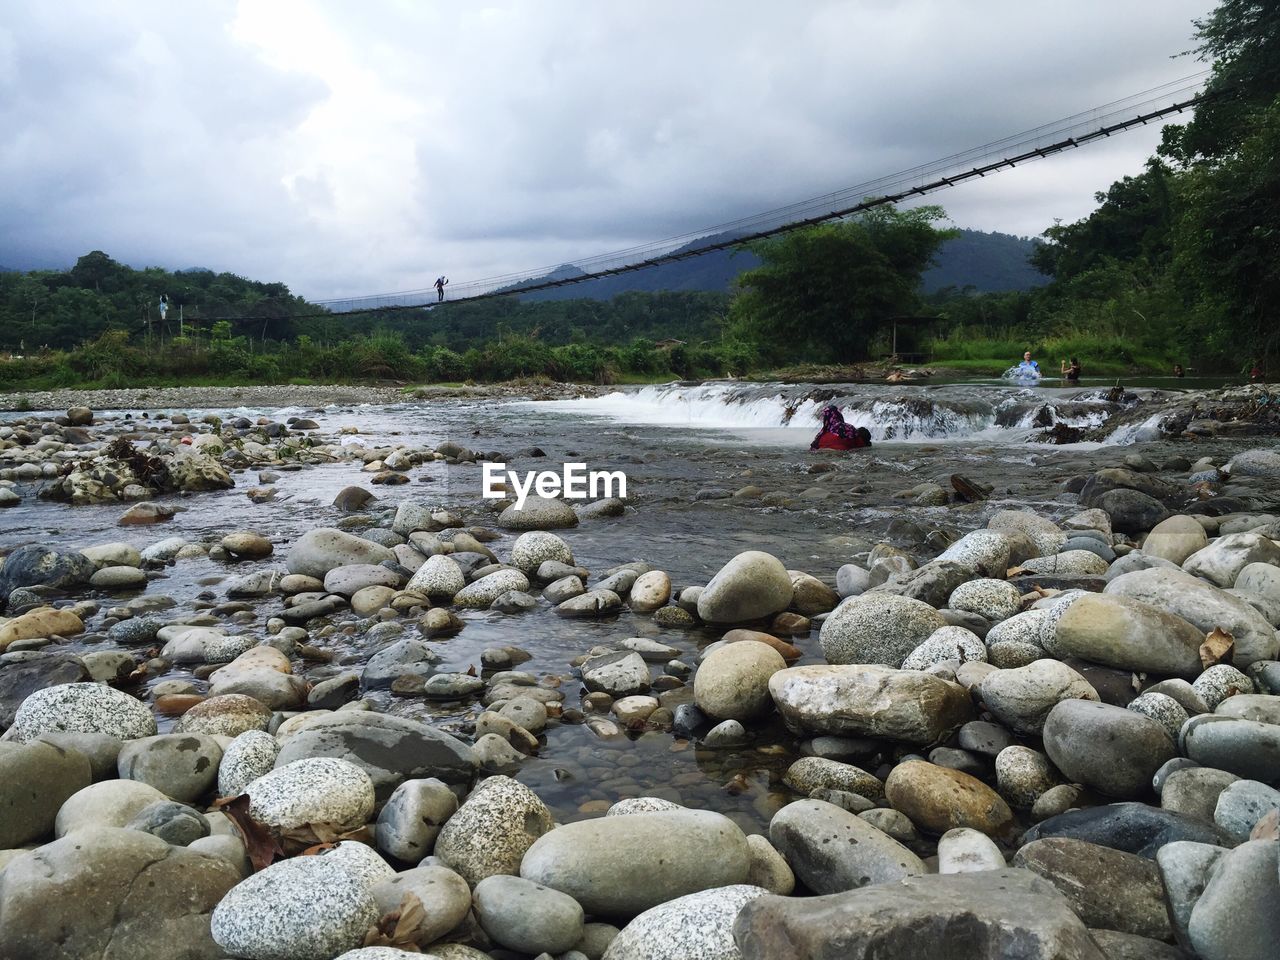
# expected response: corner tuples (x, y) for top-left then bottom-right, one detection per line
(503, 227), (1045, 301)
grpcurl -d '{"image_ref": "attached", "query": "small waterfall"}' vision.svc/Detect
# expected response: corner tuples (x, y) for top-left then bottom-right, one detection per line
(520, 380), (1138, 444)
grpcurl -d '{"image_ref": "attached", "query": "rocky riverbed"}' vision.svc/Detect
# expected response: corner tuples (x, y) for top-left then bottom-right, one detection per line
(1, 392), (1280, 960)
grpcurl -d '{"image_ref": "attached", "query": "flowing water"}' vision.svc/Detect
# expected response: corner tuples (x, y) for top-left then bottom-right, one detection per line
(0, 378), (1268, 833)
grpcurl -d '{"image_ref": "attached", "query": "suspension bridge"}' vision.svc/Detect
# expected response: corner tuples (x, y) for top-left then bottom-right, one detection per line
(222, 73), (1212, 323)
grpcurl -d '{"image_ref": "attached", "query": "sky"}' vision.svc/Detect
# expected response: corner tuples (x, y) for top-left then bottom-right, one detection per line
(0, 0), (1217, 300)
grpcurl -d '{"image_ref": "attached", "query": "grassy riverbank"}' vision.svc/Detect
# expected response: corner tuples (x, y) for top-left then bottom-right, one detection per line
(924, 331), (1183, 377)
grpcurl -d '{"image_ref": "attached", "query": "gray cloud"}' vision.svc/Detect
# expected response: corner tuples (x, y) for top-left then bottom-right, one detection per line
(0, 0), (1215, 298)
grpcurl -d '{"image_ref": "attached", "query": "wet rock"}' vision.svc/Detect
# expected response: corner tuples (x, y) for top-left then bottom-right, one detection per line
(211, 854), (379, 960)
(361, 636), (441, 688)
(455, 568), (530, 608)
(770, 664), (972, 746)
(1187, 839), (1280, 960)
(1012, 837), (1171, 940)
(1096, 488), (1172, 534)
(769, 798), (924, 893)
(0, 544), (95, 599)
(935, 530), (1012, 577)
(0, 827), (240, 960)
(885, 760), (1013, 836)
(556, 588), (623, 618)
(582, 651), (651, 697)
(783, 757), (883, 798)
(1017, 550), (1110, 576)
(977, 659), (1099, 735)
(117, 733), (223, 803)
(498, 495), (579, 530)
(630, 570), (672, 613)
(286, 527), (395, 578)
(902, 625), (987, 670)
(1143, 515), (1209, 565)
(1042, 699), (1174, 798)
(521, 808), (750, 919)
(375, 777), (459, 862)
(1183, 532), (1280, 589)
(694, 640), (785, 721)
(602, 884), (767, 960)
(819, 594), (947, 667)
(274, 711), (478, 802)
(696, 551), (793, 624)
(510, 530), (574, 572)
(0, 606), (84, 651)
(733, 868), (1106, 960)
(0, 651), (90, 727)
(1023, 802), (1235, 857)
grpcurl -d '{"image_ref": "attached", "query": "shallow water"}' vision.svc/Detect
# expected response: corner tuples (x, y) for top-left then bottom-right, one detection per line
(0, 384), (1270, 833)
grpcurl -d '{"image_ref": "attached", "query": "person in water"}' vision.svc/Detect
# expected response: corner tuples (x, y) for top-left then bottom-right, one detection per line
(1016, 351), (1041, 379)
(1060, 356), (1081, 382)
(810, 406), (872, 451)
(1173, 363), (1185, 378)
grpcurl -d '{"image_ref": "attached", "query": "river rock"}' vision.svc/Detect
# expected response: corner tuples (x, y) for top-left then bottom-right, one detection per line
(937, 826), (1006, 873)
(1012, 837), (1171, 940)
(1042, 699), (1174, 798)
(0, 651), (90, 727)
(1127, 691), (1190, 743)
(174, 693), (272, 737)
(783, 756), (883, 798)
(1143, 515), (1209, 565)
(555, 588), (622, 617)
(274, 712), (478, 802)
(1213, 779), (1280, 839)
(474, 873), (584, 955)
(1194, 663), (1254, 709)
(126, 798), (211, 846)
(988, 509), (1066, 556)
(1023, 801), (1235, 857)
(1187, 839), (1280, 960)
(160, 627), (256, 664)
(369, 865), (472, 944)
(510, 530), (574, 572)
(0, 827), (240, 960)
(211, 854), (380, 960)
(977, 659), (1099, 734)
(0, 606), (84, 650)
(435, 775), (553, 885)
(375, 777), (459, 862)
(1183, 531), (1280, 589)
(768, 798), (924, 893)
(901, 625), (987, 670)
(1044, 592), (1205, 676)
(948, 578), (1023, 622)
(696, 551), (793, 624)
(1155, 840), (1228, 950)
(286, 527), (395, 578)
(885, 760), (1013, 836)
(521, 808), (750, 919)
(0, 544), (95, 598)
(1227, 448), (1280, 478)
(218, 729), (280, 797)
(819, 594), (947, 666)
(602, 884), (767, 960)
(733, 867), (1106, 960)
(1182, 715), (1280, 783)
(936, 530), (1012, 577)
(995, 745), (1061, 808)
(455, 568), (530, 608)
(245, 757), (375, 831)
(1235, 561), (1280, 605)
(630, 570), (672, 613)
(0, 739), (92, 847)
(117, 733), (223, 803)
(1216, 692), (1280, 723)
(582, 650), (650, 697)
(769, 664), (971, 745)
(324, 563), (402, 596)
(11, 681), (156, 741)
(498, 495), (579, 530)
(1106, 567), (1279, 667)
(361, 636), (441, 688)
(53, 779), (170, 836)
(694, 640), (785, 720)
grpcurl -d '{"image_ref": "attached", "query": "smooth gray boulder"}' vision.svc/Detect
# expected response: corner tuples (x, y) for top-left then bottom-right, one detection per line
(696, 551), (794, 624)
(0, 739), (92, 847)
(1188, 839), (1280, 960)
(285, 527), (395, 578)
(0, 827), (240, 960)
(375, 777), (459, 863)
(1183, 532), (1280, 589)
(1213, 779), (1280, 840)
(1142, 515), (1209, 565)
(1042, 700), (1175, 798)
(976, 659), (1099, 735)
(733, 868), (1107, 960)
(1156, 840), (1228, 951)
(768, 799), (924, 894)
(520, 809), (750, 919)
(474, 874), (584, 956)
(498, 495), (579, 530)
(117, 733), (223, 804)
(1182, 715), (1280, 784)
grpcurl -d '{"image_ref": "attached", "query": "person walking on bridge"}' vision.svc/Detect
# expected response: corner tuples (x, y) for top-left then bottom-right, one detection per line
(435, 276), (449, 302)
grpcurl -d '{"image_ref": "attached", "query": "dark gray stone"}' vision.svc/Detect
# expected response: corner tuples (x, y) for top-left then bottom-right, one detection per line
(1021, 802), (1236, 858)
(1042, 700), (1174, 798)
(125, 799), (211, 846)
(0, 652), (90, 728)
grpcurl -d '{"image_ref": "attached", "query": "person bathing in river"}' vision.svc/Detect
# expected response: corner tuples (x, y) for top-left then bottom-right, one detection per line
(1061, 356), (1081, 383)
(1016, 351), (1041, 379)
(810, 405), (872, 451)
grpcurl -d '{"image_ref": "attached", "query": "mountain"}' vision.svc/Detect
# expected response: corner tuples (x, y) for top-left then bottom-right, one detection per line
(510, 227), (1044, 301)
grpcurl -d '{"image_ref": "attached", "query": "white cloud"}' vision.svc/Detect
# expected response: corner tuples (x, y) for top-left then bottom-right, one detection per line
(0, 0), (1217, 297)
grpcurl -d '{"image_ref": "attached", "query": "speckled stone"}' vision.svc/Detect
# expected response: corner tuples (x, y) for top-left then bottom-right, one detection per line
(12, 682), (156, 742)
(901, 626), (987, 670)
(434, 775), (553, 885)
(334, 949), (425, 959)
(601, 884), (769, 960)
(1193, 664), (1255, 711)
(995, 745), (1062, 809)
(783, 757), (883, 799)
(948, 579), (1023, 623)
(976, 659), (1099, 735)
(1127, 692), (1190, 744)
(173, 694), (272, 737)
(160, 628), (257, 664)
(1016, 550), (1110, 577)
(819, 594), (947, 667)
(607, 797), (684, 816)
(244, 757), (375, 832)
(454, 569), (530, 608)
(217, 730), (281, 798)
(510, 531), (574, 573)
(405, 554), (466, 600)
(987, 639), (1047, 669)
(211, 855), (380, 960)
(106, 617), (163, 645)
(312, 840), (396, 888)
(935, 530), (1013, 578)
(987, 510), (1067, 556)
(984, 609), (1050, 649)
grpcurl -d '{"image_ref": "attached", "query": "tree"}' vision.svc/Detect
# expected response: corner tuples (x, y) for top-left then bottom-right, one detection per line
(727, 205), (954, 363)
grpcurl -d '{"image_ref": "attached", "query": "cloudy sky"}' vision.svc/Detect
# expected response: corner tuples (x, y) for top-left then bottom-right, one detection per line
(0, 0), (1216, 300)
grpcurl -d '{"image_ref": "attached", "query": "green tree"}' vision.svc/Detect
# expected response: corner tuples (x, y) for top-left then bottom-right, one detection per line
(727, 205), (954, 363)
